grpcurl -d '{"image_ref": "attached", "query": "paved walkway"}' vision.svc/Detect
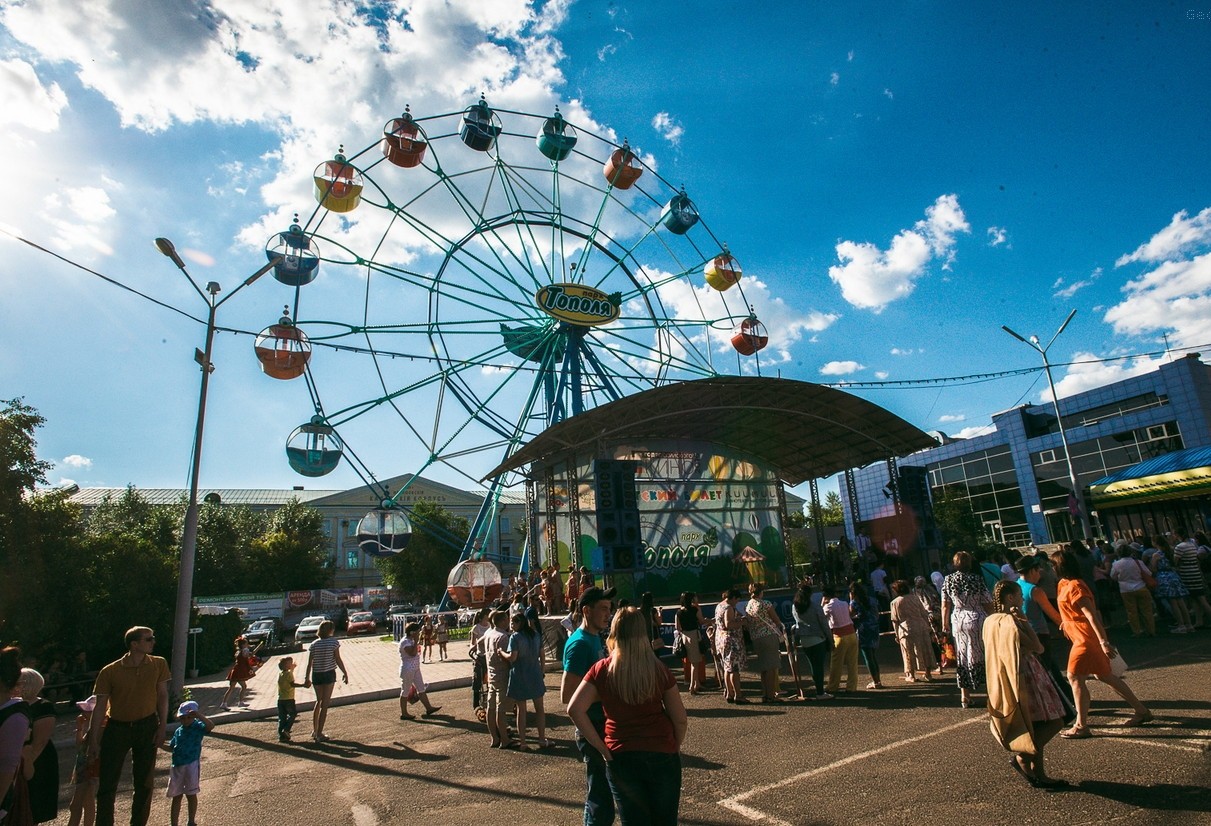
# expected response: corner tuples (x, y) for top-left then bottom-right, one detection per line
(196, 635), (476, 723)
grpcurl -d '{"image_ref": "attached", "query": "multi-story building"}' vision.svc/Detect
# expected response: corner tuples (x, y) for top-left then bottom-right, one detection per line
(69, 473), (527, 590)
(840, 353), (1211, 563)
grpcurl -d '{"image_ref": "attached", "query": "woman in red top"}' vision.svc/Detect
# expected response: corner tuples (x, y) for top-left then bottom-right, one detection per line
(568, 608), (688, 826)
(1051, 550), (1151, 739)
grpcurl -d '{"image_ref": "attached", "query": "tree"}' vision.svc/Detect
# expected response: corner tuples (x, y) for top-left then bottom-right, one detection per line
(193, 501), (265, 595)
(247, 498), (333, 591)
(932, 486), (987, 555)
(375, 500), (469, 604)
(806, 491), (845, 529)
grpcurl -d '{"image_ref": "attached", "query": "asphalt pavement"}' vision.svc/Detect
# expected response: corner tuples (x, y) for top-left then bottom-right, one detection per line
(37, 626), (1211, 825)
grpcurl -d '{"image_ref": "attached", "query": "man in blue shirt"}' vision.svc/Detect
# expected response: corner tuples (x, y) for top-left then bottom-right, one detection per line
(561, 586), (616, 825)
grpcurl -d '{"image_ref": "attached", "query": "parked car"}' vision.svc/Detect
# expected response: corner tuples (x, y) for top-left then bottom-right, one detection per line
(345, 611), (377, 636)
(388, 603), (417, 619)
(244, 617), (285, 652)
(294, 615), (327, 646)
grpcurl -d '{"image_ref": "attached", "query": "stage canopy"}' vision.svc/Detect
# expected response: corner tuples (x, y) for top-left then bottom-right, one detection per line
(486, 376), (937, 485)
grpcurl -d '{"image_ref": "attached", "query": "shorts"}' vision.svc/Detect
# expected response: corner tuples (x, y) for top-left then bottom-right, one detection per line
(311, 669), (337, 686)
(166, 760), (201, 797)
(400, 669), (427, 696)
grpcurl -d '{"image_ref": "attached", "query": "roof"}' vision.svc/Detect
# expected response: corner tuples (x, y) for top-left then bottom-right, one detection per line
(485, 376), (937, 486)
(70, 487), (340, 507)
(1089, 445), (1211, 507)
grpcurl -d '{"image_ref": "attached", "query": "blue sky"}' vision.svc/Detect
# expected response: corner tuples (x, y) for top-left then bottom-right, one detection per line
(2, 1), (1210, 504)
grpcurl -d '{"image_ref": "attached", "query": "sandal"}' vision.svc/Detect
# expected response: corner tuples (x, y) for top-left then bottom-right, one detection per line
(537, 738), (554, 748)
(502, 741), (522, 750)
(1124, 712), (1154, 726)
(1060, 726), (1092, 739)
(1009, 757), (1037, 787)
(422, 706), (443, 717)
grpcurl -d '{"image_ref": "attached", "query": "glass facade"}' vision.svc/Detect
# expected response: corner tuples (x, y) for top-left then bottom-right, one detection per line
(927, 445), (1032, 548)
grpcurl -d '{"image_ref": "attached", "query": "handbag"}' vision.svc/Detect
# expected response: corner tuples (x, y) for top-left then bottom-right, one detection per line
(1108, 650), (1128, 678)
(1135, 560), (1157, 591)
(671, 634), (686, 659)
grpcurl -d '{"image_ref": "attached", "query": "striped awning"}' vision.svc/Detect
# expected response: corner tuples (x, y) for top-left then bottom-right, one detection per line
(1088, 446), (1211, 507)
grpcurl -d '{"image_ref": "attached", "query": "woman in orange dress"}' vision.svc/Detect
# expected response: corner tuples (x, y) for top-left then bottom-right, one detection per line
(1052, 550), (1151, 739)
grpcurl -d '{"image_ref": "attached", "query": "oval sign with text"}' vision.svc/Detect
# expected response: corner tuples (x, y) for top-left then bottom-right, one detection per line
(535, 283), (621, 326)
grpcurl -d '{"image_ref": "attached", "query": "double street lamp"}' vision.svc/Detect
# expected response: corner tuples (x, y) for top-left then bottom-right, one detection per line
(1002, 308), (1090, 543)
(156, 237), (280, 700)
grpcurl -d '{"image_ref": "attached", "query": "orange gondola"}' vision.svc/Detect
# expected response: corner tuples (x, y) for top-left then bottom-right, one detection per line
(603, 141), (643, 189)
(446, 559), (503, 608)
(731, 314), (768, 355)
(254, 310), (311, 380)
(381, 108), (428, 168)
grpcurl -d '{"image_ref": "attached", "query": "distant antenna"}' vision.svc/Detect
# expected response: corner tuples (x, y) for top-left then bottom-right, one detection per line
(1163, 332), (1173, 362)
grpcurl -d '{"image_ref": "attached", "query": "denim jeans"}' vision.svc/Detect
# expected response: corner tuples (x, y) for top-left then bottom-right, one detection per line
(576, 734), (615, 825)
(606, 750), (681, 826)
(277, 699), (297, 737)
(96, 714), (158, 826)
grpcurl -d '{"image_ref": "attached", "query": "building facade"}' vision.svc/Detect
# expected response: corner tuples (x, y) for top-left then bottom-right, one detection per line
(70, 474), (527, 591)
(841, 353), (1211, 555)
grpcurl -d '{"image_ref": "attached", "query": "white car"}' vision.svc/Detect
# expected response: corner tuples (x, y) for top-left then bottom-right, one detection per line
(294, 615), (327, 646)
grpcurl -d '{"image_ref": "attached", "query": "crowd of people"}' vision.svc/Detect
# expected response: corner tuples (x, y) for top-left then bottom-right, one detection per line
(2, 530), (1203, 825)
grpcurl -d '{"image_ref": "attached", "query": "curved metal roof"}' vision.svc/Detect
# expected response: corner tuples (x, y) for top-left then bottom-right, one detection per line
(486, 376), (937, 485)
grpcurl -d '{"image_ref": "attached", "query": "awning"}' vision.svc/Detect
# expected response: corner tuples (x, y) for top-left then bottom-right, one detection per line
(1088, 445), (1211, 507)
(484, 376), (937, 486)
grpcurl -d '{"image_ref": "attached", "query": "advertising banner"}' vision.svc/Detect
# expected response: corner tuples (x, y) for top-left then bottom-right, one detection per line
(531, 441), (788, 600)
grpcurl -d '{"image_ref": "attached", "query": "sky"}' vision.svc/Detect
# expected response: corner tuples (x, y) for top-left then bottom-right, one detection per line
(2, 0), (1211, 506)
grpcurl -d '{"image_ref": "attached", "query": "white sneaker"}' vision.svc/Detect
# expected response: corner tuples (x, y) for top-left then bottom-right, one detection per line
(816, 692), (834, 700)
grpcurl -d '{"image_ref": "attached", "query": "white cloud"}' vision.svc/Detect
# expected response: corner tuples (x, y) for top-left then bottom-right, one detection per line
(597, 43), (617, 61)
(847, 50), (854, 62)
(61, 454), (93, 468)
(829, 72), (840, 87)
(987, 226), (1007, 247)
(889, 347), (921, 356)
(938, 414), (966, 423)
(882, 88), (893, 100)
(1104, 205), (1211, 349)
(951, 424), (994, 440)
(0, 58), (67, 131)
(1052, 267), (1101, 299)
(828, 194), (970, 312)
(874, 370), (888, 379)
(819, 360), (864, 376)
(651, 112), (684, 146)
(1047, 352), (1166, 401)
(1115, 207), (1211, 266)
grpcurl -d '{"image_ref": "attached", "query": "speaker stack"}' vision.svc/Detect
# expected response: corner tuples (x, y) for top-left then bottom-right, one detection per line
(593, 459), (641, 572)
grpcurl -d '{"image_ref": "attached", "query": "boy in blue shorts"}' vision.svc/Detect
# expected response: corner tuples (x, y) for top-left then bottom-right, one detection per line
(163, 700), (212, 826)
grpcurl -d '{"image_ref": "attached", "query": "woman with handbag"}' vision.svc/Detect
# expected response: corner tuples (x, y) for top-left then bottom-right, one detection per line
(744, 583), (786, 703)
(1052, 550), (1151, 739)
(1149, 542), (1194, 633)
(675, 593), (707, 694)
(1110, 546), (1156, 636)
(984, 581), (1069, 788)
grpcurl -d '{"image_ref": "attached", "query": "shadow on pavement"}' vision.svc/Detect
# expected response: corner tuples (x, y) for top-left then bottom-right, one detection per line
(1075, 781), (1211, 812)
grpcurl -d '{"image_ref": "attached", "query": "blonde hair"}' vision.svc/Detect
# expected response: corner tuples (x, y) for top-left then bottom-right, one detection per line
(605, 608), (663, 706)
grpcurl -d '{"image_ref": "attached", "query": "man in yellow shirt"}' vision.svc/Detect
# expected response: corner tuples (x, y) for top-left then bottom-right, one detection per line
(88, 626), (170, 826)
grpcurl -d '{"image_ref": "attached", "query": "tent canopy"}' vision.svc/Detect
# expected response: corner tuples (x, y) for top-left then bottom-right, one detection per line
(486, 376), (936, 486)
(1089, 445), (1211, 508)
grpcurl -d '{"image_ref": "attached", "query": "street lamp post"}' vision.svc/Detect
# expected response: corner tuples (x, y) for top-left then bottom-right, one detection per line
(1002, 309), (1090, 542)
(156, 237), (280, 700)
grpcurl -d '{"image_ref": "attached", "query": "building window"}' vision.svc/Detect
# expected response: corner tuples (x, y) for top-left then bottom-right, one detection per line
(1039, 449), (1057, 464)
(346, 549), (360, 569)
(500, 516), (511, 534)
(500, 543), (513, 562)
(345, 520), (359, 538)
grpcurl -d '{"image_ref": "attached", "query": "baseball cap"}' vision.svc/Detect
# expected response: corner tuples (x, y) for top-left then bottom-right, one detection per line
(577, 586), (617, 612)
(177, 700), (200, 717)
(76, 694), (97, 713)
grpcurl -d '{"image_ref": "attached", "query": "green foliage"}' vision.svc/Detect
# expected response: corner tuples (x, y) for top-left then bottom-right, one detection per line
(806, 491), (845, 529)
(192, 610), (247, 676)
(932, 486), (988, 555)
(247, 499), (333, 591)
(193, 502), (264, 595)
(375, 500), (470, 604)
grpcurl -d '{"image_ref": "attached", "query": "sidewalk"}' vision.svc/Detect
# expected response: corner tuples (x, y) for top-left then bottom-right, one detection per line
(196, 635), (475, 723)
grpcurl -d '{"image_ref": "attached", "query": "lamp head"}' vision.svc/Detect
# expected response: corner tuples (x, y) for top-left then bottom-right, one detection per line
(154, 237), (186, 269)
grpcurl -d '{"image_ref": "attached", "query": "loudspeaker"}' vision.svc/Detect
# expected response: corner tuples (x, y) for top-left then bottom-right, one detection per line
(594, 459), (641, 572)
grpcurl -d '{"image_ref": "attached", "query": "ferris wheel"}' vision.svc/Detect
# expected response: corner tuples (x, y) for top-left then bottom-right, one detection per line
(252, 95), (771, 558)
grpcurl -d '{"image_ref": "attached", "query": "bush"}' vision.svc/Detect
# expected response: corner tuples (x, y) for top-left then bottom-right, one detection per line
(191, 610), (246, 676)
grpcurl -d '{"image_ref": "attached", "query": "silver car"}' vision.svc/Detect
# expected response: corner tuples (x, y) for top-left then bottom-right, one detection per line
(294, 615), (327, 646)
